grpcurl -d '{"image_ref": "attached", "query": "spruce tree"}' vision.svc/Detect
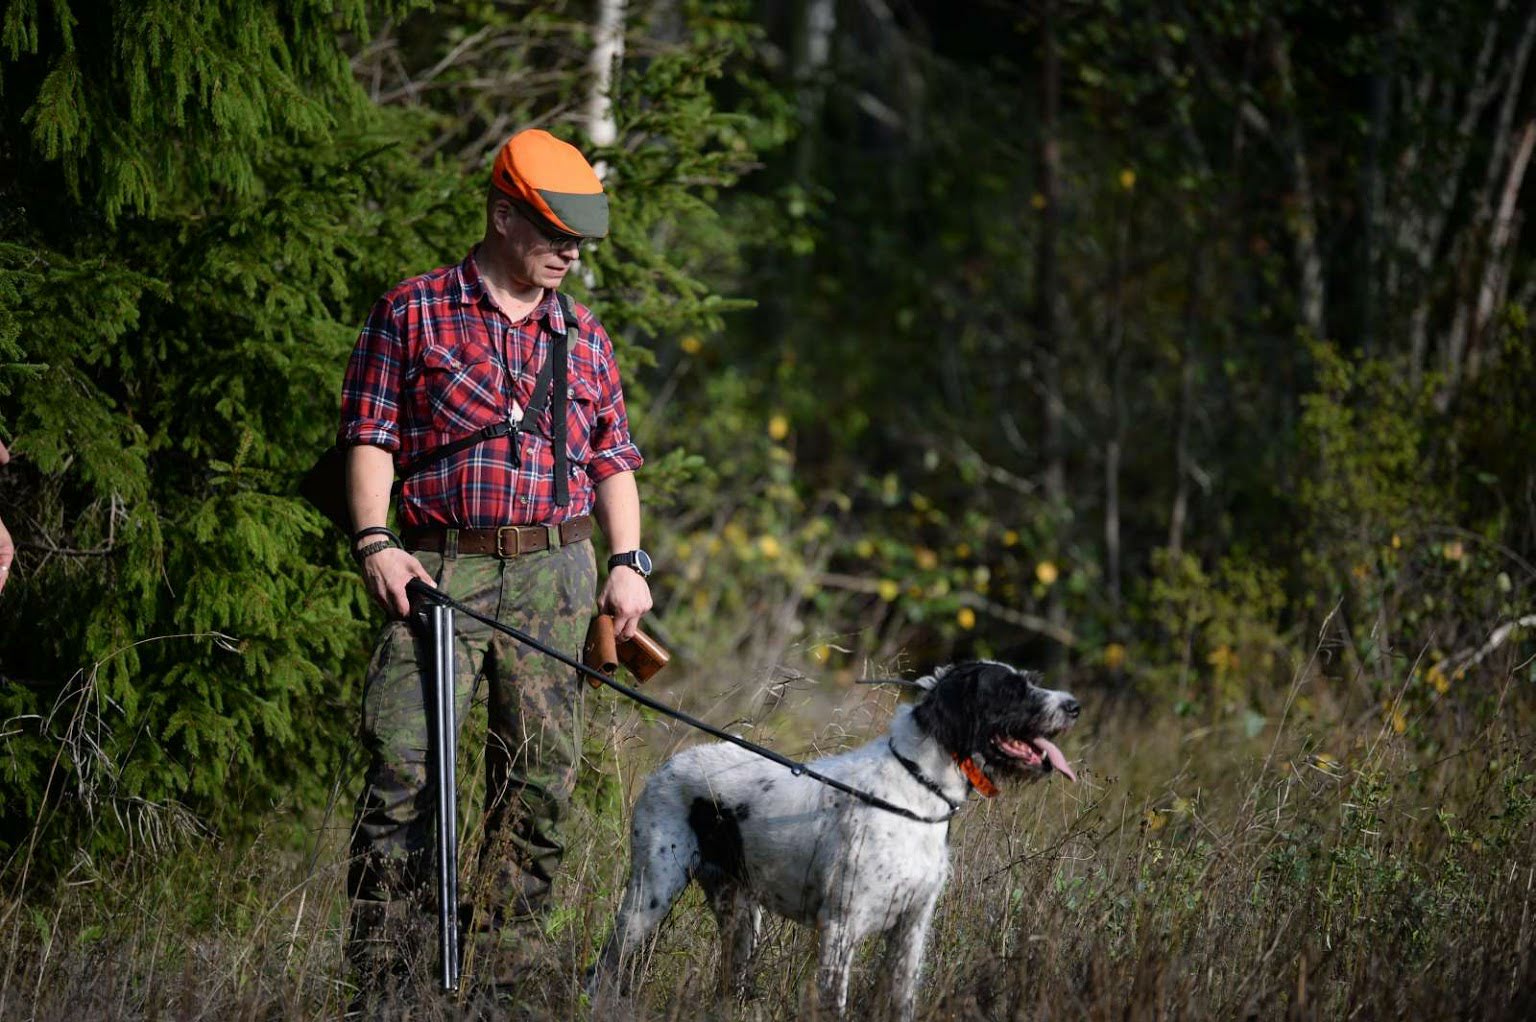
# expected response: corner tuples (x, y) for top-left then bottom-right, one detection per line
(0, 0), (466, 868)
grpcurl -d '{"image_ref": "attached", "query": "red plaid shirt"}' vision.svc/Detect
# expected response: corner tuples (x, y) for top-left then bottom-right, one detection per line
(338, 250), (643, 528)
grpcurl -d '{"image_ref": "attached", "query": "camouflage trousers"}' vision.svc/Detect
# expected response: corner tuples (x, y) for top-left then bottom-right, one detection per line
(347, 539), (597, 934)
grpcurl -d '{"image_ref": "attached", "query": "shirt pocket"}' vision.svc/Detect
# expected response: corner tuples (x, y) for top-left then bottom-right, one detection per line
(562, 376), (602, 465)
(419, 343), (505, 438)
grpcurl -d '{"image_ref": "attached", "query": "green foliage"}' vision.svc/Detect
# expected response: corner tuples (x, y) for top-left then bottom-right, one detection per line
(0, 2), (469, 864)
(1133, 549), (1288, 710)
(2, 0), (1533, 901)
(1295, 338), (1445, 587)
(0, 0), (793, 876)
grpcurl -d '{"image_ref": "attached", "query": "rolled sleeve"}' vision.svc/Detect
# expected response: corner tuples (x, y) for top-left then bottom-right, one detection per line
(339, 296), (405, 452)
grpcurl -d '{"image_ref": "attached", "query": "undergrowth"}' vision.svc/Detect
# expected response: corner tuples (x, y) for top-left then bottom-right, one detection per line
(2, 639), (1533, 1020)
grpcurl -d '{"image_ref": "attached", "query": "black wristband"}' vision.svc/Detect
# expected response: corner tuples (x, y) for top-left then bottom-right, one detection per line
(353, 539), (394, 564)
(352, 525), (402, 548)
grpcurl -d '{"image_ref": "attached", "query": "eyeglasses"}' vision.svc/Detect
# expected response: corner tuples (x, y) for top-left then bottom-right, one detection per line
(512, 202), (596, 252)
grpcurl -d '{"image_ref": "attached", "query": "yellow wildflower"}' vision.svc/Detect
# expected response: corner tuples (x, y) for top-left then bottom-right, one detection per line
(1035, 560), (1059, 585)
(1103, 643), (1126, 669)
(1119, 168), (1137, 190)
(768, 414), (790, 441)
(877, 579), (900, 602)
(680, 335), (703, 355)
(1427, 664), (1450, 694)
(956, 607), (976, 630)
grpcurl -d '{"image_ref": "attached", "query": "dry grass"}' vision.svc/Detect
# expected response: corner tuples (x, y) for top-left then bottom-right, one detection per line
(3, 657), (1533, 1020)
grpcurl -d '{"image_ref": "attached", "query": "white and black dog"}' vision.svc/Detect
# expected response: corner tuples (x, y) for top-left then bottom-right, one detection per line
(590, 661), (1080, 1019)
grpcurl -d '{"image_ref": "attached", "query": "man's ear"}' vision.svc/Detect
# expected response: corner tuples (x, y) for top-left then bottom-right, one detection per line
(487, 194), (515, 238)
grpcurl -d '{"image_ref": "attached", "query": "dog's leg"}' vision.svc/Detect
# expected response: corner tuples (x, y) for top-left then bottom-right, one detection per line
(706, 885), (761, 1000)
(590, 824), (696, 994)
(815, 919), (857, 1017)
(883, 894), (939, 1022)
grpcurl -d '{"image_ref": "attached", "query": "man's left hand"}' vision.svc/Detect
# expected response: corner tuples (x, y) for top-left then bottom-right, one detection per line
(599, 565), (652, 640)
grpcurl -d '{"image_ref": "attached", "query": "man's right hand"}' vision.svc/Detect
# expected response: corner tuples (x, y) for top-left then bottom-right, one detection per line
(358, 545), (436, 618)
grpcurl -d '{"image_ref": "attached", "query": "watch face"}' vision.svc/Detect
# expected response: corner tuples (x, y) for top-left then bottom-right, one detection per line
(612, 550), (653, 577)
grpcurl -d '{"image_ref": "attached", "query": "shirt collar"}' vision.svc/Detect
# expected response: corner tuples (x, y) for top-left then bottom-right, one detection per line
(457, 248), (567, 333)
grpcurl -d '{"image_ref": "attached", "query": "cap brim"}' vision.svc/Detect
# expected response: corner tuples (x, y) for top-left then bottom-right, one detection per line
(538, 188), (609, 238)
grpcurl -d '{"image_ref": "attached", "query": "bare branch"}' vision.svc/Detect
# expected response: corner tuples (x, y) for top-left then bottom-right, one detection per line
(1443, 615), (1536, 672)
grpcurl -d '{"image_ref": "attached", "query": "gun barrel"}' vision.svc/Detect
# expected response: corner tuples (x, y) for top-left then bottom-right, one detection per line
(431, 603), (461, 992)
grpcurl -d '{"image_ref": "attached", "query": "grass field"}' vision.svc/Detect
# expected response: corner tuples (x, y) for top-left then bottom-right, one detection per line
(3, 648), (1533, 1020)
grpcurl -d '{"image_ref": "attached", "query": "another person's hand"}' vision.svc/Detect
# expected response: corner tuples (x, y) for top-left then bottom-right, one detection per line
(0, 516), (12, 595)
(0, 438), (12, 595)
(358, 546), (435, 619)
(599, 565), (653, 640)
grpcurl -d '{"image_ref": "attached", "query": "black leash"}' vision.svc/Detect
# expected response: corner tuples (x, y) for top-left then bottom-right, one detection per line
(404, 580), (961, 824)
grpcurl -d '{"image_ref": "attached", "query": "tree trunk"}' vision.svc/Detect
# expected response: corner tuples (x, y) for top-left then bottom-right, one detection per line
(1168, 248), (1202, 559)
(1270, 29), (1326, 340)
(1359, 1), (1395, 356)
(1035, 0), (1067, 659)
(586, 0), (626, 180)
(792, 0), (837, 180)
(1105, 188), (1131, 614)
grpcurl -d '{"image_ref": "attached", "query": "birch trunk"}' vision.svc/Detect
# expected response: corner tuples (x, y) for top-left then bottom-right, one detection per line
(586, 0), (626, 180)
(1270, 30), (1326, 340)
(1167, 248), (1202, 559)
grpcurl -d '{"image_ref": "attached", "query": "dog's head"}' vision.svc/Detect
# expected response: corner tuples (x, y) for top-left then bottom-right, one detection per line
(911, 661), (1081, 783)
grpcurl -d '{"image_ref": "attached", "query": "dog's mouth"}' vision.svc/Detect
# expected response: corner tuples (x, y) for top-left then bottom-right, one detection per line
(991, 734), (1077, 782)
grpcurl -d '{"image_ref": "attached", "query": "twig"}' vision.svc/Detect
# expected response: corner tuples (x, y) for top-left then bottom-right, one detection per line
(1443, 615), (1536, 672)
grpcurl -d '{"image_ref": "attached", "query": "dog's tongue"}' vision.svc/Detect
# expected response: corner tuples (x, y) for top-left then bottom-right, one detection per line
(1032, 737), (1076, 782)
(995, 736), (1078, 782)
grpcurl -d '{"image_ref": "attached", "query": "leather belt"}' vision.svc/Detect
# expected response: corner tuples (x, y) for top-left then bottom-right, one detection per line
(403, 516), (593, 559)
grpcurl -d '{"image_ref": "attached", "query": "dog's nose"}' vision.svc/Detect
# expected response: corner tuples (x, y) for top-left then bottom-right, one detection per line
(1062, 697), (1081, 720)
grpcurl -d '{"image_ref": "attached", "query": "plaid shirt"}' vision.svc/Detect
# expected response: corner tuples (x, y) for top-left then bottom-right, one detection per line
(338, 250), (643, 528)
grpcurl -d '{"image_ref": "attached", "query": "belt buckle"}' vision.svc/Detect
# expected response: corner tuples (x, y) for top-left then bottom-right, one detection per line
(495, 526), (517, 559)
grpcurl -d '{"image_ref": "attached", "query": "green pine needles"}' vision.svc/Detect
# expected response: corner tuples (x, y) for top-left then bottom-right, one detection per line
(0, 0), (785, 878)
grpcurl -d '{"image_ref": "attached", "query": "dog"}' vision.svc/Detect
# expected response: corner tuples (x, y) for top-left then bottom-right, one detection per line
(589, 660), (1081, 1019)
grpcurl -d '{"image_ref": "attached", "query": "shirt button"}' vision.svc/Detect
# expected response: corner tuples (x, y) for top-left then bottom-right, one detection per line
(566, 386), (575, 398)
(521, 496), (532, 505)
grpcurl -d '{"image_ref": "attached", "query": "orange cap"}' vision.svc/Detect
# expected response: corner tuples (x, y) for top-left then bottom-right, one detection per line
(491, 129), (608, 238)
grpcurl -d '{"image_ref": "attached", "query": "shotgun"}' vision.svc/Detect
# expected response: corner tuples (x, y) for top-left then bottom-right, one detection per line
(413, 580), (461, 992)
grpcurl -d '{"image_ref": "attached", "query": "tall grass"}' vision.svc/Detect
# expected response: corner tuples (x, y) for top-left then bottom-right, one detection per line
(3, 652), (1533, 1020)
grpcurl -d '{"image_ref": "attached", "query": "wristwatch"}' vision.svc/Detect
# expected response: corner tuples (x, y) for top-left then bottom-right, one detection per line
(608, 549), (653, 579)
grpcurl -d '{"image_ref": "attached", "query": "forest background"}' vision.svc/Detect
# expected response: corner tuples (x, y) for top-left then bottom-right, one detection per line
(1, 0), (1534, 1018)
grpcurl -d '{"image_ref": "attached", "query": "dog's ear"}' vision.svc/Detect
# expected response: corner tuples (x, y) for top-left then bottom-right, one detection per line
(911, 662), (986, 755)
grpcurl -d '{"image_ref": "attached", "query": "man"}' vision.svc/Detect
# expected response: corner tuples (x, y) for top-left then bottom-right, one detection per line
(338, 128), (653, 985)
